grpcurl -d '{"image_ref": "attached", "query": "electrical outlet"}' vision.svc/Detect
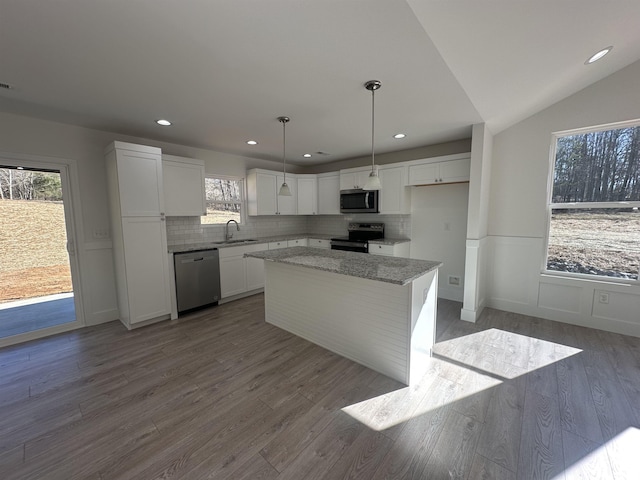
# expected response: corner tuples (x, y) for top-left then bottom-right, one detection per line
(448, 275), (461, 286)
(598, 292), (609, 304)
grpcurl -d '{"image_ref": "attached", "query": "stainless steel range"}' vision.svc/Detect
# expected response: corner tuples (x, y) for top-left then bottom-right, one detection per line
(330, 222), (384, 253)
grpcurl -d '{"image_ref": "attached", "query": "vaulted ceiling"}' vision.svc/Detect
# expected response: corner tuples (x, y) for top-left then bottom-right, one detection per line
(2, 1), (640, 165)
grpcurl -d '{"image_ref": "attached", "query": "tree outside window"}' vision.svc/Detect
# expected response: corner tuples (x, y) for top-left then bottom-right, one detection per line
(201, 176), (243, 225)
(546, 122), (640, 281)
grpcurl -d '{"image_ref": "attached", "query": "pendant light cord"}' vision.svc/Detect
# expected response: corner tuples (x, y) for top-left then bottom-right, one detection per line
(282, 119), (287, 183)
(371, 86), (375, 173)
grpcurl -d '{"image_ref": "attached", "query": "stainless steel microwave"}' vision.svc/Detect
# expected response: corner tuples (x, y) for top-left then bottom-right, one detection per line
(340, 189), (379, 213)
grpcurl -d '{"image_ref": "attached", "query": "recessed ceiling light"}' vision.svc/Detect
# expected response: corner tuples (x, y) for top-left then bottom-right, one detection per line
(246, 140), (258, 145)
(393, 133), (406, 139)
(303, 153), (312, 158)
(585, 46), (613, 65)
(156, 119), (171, 126)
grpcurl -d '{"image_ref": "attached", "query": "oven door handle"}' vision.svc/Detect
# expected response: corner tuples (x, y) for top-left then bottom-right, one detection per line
(331, 240), (367, 249)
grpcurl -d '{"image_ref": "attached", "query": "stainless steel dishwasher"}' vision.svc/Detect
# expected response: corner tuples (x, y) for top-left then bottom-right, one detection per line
(174, 249), (221, 314)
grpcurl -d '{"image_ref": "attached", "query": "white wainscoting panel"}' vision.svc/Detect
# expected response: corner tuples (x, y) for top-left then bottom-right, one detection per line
(538, 282), (582, 314)
(592, 289), (640, 327)
(82, 241), (118, 325)
(487, 236), (542, 312)
(264, 261), (411, 383)
(486, 235), (640, 338)
(461, 236), (490, 322)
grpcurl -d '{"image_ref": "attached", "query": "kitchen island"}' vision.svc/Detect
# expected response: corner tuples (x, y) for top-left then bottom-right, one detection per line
(245, 247), (442, 385)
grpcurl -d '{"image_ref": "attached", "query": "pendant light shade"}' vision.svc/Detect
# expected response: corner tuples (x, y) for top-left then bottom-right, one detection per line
(278, 116), (292, 196)
(363, 80), (382, 191)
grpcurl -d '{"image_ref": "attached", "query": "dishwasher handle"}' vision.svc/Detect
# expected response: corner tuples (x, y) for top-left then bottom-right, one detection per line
(177, 253), (218, 264)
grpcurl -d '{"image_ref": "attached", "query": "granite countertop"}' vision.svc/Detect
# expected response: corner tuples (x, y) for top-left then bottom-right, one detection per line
(245, 246), (440, 286)
(168, 234), (411, 253)
(168, 234), (334, 253)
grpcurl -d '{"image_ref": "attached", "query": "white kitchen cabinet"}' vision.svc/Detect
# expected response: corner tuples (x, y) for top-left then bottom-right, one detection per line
(110, 143), (164, 217)
(297, 175), (318, 215)
(162, 155), (206, 216)
(247, 169), (299, 215)
(220, 255), (246, 298)
(408, 157), (470, 185)
(287, 238), (308, 247)
(317, 173), (340, 215)
(340, 167), (374, 190)
(269, 240), (287, 249)
(247, 170), (278, 216)
(276, 174), (297, 215)
(105, 141), (171, 328)
(378, 166), (411, 214)
(308, 238), (330, 249)
(369, 242), (411, 257)
(219, 243), (268, 299)
(246, 255), (266, 291)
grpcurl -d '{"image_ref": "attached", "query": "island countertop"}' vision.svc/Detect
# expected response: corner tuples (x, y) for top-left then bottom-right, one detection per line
(245, 246), (441, 286)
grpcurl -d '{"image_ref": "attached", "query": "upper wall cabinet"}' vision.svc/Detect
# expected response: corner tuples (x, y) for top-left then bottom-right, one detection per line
(378, 165), (411, 214)
(247, 169), (277, 215)
(162, 155), (206, 216)
(317, 172), (340, 215)
(297, 175), (318, 215)
(340, 167), (373, 190)
(247, 169), (298, 215)
(109, 142), (165, 217)
(407, 155), (471, 186)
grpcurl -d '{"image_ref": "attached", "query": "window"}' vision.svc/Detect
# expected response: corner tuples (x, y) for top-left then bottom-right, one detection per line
(201, 176), (244, 225)
(545, 121), (640, 281)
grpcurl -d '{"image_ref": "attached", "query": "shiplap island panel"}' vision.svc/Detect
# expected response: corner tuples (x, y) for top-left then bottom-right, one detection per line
(245, 247), (441, 384)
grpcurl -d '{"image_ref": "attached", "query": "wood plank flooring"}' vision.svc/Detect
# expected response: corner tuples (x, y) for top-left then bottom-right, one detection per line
(1, 293), (639, 479)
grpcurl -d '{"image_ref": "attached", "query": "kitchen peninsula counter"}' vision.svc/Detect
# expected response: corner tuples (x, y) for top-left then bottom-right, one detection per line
(245, 246), (441, 385)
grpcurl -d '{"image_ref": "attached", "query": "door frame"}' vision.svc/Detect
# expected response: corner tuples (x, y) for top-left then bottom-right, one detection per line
(0, 151), (86, 347)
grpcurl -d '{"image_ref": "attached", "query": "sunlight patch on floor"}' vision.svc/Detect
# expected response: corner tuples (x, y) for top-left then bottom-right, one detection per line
(558, 427), (640, 479)
(432, 328), (582, 380)
(343, 328), (582, 432)
(342, 356), (501, 431)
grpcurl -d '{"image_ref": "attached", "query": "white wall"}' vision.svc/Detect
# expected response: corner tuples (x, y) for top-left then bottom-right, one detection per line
(0, 112), (289, 327)
(487, 59), (640, 337)
(410, 183), (468, 302)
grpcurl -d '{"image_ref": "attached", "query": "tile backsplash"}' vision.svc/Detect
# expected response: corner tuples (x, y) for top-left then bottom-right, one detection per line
(166, 214), (411, 247)
(166, 215), (308, 246)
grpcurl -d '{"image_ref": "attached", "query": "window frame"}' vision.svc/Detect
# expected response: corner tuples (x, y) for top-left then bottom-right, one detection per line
(543, 119), (640, 284)
(200, 174), (246, 227)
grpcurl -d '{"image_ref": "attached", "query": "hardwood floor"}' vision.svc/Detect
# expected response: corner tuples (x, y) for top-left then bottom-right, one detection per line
(1, 293), (639, 479)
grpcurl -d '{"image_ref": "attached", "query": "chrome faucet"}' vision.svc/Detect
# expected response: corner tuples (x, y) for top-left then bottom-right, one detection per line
(225, 219), (240, 241)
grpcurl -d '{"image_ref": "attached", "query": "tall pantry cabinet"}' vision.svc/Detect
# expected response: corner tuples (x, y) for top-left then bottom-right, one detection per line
(105, 141), (171, 329)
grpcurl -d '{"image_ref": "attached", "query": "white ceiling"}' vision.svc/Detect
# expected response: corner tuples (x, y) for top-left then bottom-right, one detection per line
(1, 1), (639, 166)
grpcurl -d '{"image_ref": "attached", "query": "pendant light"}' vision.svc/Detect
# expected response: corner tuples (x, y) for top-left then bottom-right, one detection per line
(278, 116), (292, 196)
(363, 80), (382, 191)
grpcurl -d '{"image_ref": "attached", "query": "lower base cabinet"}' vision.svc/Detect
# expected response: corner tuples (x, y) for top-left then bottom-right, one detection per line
(246, 256), (266, 291)
(220, 243), (268, 299)
(308, 238), (330, 249)
(369, 242), (411, 257)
